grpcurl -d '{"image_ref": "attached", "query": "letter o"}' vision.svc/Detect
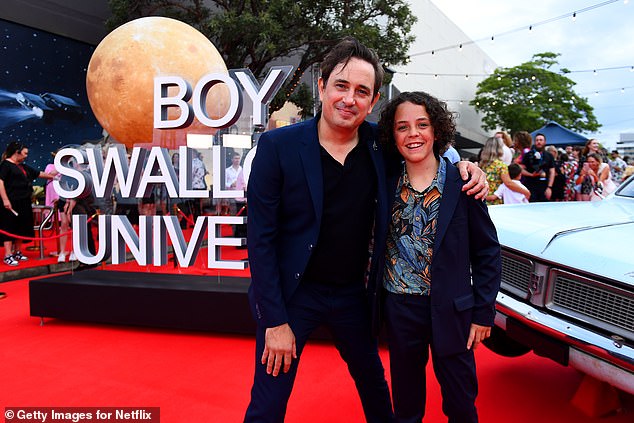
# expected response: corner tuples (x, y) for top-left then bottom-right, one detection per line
(192, 73), (242, 128)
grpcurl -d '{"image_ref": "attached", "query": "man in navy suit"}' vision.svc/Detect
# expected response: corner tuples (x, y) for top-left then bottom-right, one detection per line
(244, 38), (487, 423)
(377, 91), (501, 423)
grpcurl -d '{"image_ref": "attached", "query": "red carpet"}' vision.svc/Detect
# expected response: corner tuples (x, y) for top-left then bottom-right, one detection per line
(1, 223), (633, 421)
(1, 274), (633, 422)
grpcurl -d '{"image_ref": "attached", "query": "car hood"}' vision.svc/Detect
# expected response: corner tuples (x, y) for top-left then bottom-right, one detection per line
(488, 197), (634, 286)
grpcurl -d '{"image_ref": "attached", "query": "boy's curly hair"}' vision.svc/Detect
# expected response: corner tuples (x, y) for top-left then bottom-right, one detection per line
(378, 91), (456, 158)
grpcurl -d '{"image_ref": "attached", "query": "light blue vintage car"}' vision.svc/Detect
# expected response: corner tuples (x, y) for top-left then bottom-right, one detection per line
(485, 175), (634, 395)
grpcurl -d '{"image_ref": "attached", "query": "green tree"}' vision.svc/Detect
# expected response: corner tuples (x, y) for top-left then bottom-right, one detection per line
(107, 0), (416, 116)
(470, 52), (600, 135)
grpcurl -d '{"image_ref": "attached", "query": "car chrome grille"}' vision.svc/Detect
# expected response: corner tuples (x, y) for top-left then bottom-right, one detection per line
(500, 253), (533, 299)
(548, 270), (634, 341)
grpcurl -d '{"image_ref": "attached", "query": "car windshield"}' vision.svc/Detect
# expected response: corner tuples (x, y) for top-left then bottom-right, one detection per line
(616, 175), (634, 198)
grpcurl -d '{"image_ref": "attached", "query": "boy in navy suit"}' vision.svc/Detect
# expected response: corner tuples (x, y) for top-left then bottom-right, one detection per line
(378, 91), (501, 423)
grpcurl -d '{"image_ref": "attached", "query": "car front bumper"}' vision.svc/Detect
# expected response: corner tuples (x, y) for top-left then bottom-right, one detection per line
(495, 292), (634, 395)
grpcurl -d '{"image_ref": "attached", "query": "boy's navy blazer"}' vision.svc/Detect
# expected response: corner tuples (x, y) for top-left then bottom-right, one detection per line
(375, 157), (502, 356)
(246, 117), (390, 329)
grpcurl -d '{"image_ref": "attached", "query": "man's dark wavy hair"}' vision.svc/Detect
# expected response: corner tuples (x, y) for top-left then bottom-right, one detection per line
(378, 91), (456, 158)
(320, 36), (384, 98)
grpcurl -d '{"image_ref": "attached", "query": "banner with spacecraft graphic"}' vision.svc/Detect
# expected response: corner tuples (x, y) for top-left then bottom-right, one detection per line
(0, 19), (103, 172)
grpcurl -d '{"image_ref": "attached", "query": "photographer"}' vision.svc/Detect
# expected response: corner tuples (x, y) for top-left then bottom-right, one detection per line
(520, 133), (555, 202)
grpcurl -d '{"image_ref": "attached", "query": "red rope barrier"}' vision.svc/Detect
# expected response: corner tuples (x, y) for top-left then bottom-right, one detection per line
(0, 213), (98, 241)
(0, 229), (71, 242)
(175, 207), (195, 226)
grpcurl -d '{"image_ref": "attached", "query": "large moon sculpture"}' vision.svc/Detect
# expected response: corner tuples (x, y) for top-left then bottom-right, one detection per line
(86, 17), (230, 148)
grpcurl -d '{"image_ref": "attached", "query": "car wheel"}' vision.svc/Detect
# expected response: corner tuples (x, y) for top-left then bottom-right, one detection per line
(483, 326), (532, 357)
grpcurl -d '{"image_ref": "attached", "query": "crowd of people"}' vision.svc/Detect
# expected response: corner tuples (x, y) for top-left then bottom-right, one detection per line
(475, 131), (632, 205)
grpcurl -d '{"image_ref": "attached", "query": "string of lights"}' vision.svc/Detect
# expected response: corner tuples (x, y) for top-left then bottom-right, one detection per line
(582, 85), (634, 96)
(434, 84), (634, 105)
(397, 64), (634, 79)
(392, 1), (631, 143)
(407, 0), (624, 58)
(285, 2), (633, 103)
(569, 65), (634, 74)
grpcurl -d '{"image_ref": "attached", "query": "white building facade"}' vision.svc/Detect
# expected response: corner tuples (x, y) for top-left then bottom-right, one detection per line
(391, 0), (498, 154)
(617, 133), (634, 158)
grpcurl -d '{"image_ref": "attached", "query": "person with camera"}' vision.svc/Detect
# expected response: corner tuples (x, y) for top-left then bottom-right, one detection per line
(519, 132), (555, 202)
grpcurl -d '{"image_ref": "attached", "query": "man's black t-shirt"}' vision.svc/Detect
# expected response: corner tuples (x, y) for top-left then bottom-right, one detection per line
(301, 142), (377, 286)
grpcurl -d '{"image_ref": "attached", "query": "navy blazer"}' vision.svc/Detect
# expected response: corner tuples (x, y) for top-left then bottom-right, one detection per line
(246, 117), (390, 329)
(373, 157), (502, 357)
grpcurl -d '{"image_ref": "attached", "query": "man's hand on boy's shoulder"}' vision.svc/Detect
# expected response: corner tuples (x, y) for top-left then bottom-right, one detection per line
(457, 161), (488, 200)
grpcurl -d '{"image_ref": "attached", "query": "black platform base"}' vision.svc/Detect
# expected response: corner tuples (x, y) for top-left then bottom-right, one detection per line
(29, 270), (256, 334)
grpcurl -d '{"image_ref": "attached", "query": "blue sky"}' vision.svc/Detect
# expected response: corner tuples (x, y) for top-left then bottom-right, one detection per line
(432, 0), (634, 150)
